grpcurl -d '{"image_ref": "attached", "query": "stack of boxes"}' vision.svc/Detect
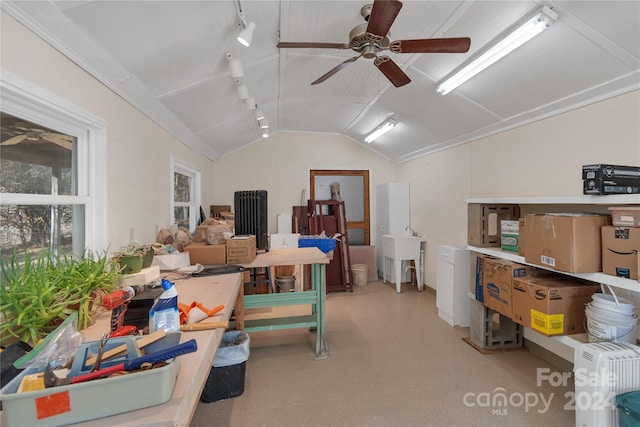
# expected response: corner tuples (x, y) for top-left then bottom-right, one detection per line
(602, 207), (640, 280)
(466, 198), (627, 349)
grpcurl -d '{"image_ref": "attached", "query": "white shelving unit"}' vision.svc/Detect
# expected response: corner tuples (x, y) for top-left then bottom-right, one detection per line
(467, 246), (638, 294)
(466, 195), (640, 362)
(466, 195), (639, 205)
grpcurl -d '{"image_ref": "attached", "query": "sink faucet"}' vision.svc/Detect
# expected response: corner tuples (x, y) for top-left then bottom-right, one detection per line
(405, 226), (418, 236)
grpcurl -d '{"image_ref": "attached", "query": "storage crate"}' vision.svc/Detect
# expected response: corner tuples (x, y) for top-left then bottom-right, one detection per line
(298, 236), (336, 253)
(468, 204), (520, 247)
(470, 299), (523, 349)
(615, 391), (640, 427)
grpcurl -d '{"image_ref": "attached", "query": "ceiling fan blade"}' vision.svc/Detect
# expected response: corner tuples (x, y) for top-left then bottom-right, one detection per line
(311, 55), (362, 85)
(366, 0), (403, 38)
(277, 42), (349, 49)
(390, 37), (471, 53)
(0, 135), (27, 146)
(374, 56), (411, 87)
(45, 135), (73, 150)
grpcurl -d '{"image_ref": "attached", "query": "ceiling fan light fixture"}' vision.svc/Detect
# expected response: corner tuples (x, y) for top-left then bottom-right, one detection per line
(237, 21), (255, 47)
(365, 118), (397, 143)
(255, 109), (265, 120)
(437, 6), (557, 95)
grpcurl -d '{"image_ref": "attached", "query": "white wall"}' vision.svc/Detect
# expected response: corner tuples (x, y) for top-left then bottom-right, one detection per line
(399, 91), (640, 289)
(211, 131), (398, 236)
(1, 12), (216, 252)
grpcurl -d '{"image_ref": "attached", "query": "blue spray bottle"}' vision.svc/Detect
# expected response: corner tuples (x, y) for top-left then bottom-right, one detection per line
(149, 278), (180, 333)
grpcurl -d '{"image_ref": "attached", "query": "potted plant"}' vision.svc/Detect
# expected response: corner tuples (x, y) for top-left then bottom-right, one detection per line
(0, 247), (120, 346)
(112, 241), (162, 273)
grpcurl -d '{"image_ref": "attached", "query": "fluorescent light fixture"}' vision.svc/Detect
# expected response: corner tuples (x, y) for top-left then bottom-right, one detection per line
(365, 119), (397, 143)
(237, 84), (250, 100)
(259, 118), (269, 129)
(238, 22), (255, 47)
(437, 6), (558, 95)
(254, 109), (265, 120)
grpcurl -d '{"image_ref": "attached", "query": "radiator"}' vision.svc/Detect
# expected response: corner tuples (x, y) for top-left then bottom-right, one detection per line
(574, 342), (640, 427)
(234, 190), (268, 250)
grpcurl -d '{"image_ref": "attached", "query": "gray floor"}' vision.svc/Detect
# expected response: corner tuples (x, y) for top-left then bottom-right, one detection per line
(192, 280), (575, 427)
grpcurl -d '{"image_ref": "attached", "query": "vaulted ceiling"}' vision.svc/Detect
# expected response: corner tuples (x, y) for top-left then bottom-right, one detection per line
(3, 1), (639, 163)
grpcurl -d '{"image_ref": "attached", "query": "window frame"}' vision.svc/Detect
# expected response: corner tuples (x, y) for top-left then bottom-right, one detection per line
(170, 157), (201, 232)
(0, 70), (108, 253)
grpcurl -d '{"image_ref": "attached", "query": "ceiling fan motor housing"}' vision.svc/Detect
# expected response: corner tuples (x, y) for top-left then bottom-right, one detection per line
(349, 23), (390, 58)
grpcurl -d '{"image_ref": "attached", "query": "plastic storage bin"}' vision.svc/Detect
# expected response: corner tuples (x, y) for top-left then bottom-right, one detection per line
(298, 236), (336, 253)
(200, 331), (250, 403)
(615, 390), (640, 427)
(608, 206), (640, 227)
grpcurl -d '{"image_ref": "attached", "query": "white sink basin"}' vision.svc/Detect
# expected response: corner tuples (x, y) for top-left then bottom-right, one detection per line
(382, 235), (422, 259)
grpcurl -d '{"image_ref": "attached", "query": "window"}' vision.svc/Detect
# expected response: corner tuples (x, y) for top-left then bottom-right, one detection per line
(0, 71), (107, 260)
(171, 158), (201, 232)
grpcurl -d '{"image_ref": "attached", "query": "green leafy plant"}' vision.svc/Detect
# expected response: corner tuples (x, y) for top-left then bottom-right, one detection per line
(0, 248), (120, 345)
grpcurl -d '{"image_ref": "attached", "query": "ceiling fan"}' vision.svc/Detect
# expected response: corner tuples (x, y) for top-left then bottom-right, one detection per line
(277, 0), (471, 87)
(1, 122), (74, 150)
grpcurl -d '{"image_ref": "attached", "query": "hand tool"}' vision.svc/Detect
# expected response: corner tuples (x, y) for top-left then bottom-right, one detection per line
(102, 285), (144, 337)
(84, 330), (166, 367)
(90, 332), (110, 372)
(44, 339), (197, 387)
(180, 320), (229, 331)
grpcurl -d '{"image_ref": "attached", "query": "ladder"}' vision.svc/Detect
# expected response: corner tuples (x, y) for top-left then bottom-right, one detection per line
(308, 200), (353, 292)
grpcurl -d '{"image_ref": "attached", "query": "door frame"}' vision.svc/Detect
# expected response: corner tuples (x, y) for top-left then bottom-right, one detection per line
(309, 169), (370, 245)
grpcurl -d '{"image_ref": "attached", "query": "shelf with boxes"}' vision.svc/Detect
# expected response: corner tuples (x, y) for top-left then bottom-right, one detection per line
(466, 195), (640, 362)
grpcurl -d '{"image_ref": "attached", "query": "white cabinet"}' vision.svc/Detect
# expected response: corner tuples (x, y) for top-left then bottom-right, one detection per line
(376, 183), (411, 281)
(436, 245), (470, 327)
(466, 195), (640, 361)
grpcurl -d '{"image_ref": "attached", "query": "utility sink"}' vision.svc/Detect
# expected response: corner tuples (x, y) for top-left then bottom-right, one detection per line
(381, 235), (425, 293)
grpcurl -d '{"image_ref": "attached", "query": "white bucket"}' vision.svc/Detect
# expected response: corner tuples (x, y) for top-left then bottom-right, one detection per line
(352, 264), (368, 287)
(585, 292), (638, 344)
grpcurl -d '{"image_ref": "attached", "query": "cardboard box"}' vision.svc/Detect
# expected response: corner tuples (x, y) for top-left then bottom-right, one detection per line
(470, 251), (493, 302)
(482, 258), (536, 318)
(512, 276), (600, 336)
(468, 204), (520, 247)
(524, 213), (611, 273)
(501, 220), (519, 253)
(582, 164), (640, 180)
(226, 235), (257, 263)
(184, 242), (226, 265)
(151, 253), (190, 270)
(518, 218), (526, 256)
(583, 178), (640, 195)
(602, 226), (640, 280)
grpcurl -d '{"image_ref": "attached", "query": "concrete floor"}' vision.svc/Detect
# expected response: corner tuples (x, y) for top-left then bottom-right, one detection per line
(192, 280), (575, 427)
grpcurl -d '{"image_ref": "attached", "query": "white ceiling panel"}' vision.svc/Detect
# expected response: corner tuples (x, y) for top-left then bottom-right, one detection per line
(455, 22), (635, 118)
(3, 0), (638, 163)
(556, 0), (640, 60)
